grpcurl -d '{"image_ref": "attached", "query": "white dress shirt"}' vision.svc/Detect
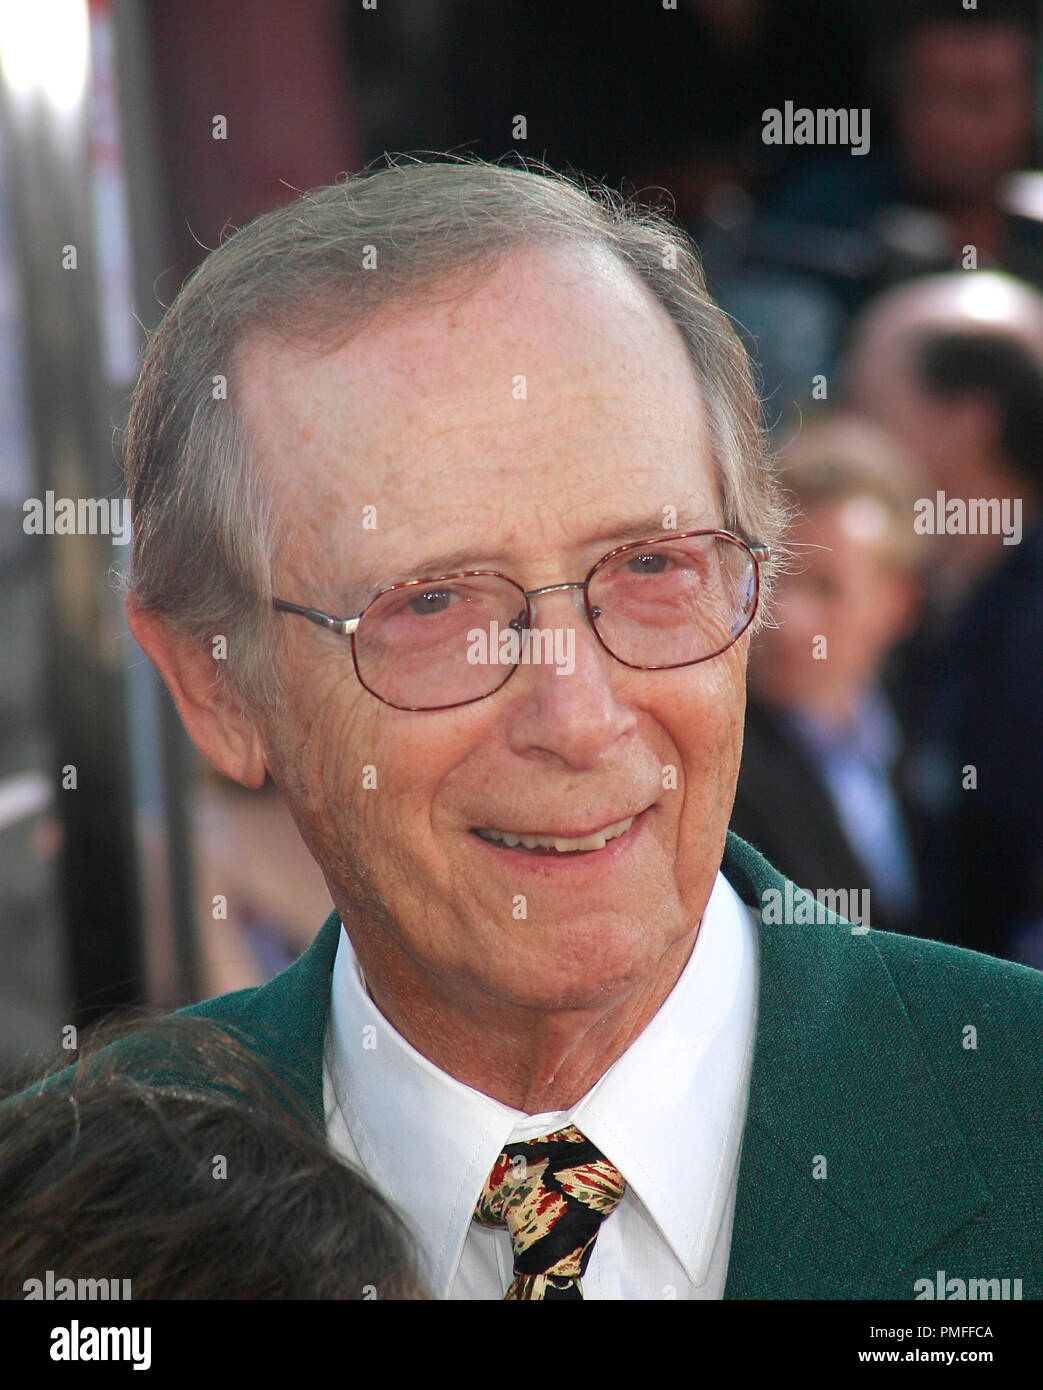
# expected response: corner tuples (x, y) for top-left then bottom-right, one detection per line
(323, 870), (759, 1299)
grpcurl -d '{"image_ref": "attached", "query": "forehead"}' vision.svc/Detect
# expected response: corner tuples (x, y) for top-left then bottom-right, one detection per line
(786, 494), (895, 575)
(238, 242), (719, 594)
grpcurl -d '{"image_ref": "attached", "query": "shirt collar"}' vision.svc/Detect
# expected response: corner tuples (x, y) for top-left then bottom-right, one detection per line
(325, 869), (757, 1297)
(570, 871), (757, 1283)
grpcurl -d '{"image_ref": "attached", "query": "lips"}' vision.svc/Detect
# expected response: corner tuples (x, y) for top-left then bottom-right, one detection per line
(472, 814), (637, 854)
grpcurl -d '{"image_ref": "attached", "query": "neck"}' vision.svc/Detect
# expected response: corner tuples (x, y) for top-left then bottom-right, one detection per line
(800, 688), (861, 733)
(345, 921), (700, 1113)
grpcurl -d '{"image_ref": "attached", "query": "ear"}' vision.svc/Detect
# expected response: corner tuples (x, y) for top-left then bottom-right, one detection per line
(126, 593), (269, 789)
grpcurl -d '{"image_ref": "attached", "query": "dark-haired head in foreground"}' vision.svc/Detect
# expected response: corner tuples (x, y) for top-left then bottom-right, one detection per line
(0, 1015), (427, 1300)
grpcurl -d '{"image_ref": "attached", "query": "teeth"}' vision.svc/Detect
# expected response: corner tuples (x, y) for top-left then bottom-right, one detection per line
(476, 816), (635, 853)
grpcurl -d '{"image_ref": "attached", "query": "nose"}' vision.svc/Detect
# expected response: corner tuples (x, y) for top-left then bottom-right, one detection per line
(501, 588), (636, 769)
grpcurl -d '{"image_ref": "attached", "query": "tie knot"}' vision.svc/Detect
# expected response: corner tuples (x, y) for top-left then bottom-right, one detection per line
(473, 1124), (625, 1299)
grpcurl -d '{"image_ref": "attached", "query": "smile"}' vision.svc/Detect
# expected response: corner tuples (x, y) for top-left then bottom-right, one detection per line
(472, 815), (636, 854)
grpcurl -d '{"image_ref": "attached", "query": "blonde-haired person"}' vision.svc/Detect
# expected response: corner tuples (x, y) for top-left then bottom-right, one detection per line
(731, 415), (928, 936)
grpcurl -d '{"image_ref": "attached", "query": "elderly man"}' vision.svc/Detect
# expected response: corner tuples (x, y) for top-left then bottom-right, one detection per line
(123, 159), (1042, 1300)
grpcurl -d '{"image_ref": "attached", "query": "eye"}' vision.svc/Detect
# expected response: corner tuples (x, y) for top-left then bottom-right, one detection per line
(405, 588), (456, 616)
(625, 551), (671, 575)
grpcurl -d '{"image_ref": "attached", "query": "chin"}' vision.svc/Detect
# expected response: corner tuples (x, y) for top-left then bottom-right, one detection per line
(483, 927), (668, 1013)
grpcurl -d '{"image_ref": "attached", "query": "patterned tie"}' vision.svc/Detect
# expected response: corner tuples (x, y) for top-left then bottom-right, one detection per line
(473, 1124), (626, 1299)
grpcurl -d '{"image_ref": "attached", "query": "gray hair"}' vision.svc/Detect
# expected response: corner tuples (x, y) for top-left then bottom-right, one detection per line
(124, 154), (787, 712)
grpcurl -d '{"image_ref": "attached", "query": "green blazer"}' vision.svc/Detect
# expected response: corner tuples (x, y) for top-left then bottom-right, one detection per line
(186, 832), (1043, 1299)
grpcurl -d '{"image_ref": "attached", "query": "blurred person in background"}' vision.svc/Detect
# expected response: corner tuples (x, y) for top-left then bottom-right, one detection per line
(731, 417), (925, 937)
(713, 0), (1041, 416)
(192, 768), (333, 994)
(140, 765), (333, 1007)
(846, 274), (1043, 964)
(768, 0), (1040, 296)
(0, 1014), (426, 1300)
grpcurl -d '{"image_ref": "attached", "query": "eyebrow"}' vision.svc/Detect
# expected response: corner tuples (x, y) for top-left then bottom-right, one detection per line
(344, 507), (723, 608)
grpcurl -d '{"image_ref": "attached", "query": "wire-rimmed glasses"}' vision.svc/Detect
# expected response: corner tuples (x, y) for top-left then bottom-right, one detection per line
(272, 529), (769, 712)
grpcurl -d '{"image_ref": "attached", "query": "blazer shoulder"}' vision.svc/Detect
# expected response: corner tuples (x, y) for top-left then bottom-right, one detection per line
(869, 927), (1043, 1101)
(181, 984), (265, 1027)
(180, 908), (341, 1034)
(872, 926), (1043, 1022)
(173, 909), (342, 1124)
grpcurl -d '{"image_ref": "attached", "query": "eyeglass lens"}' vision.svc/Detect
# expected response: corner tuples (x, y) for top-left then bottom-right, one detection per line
(354, 534), (757, 709)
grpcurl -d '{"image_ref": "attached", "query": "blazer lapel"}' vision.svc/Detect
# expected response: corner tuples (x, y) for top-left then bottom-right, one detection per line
(720, 833), (989, 1298)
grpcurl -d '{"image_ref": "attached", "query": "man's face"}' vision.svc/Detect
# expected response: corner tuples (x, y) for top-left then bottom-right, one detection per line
(750, 498), (913, 720)
(239, 243), (748, 1015)
(895, 24), (1034, 202)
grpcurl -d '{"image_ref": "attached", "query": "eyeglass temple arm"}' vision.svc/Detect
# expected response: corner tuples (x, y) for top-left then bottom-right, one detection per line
(272, 598), (359, 637)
